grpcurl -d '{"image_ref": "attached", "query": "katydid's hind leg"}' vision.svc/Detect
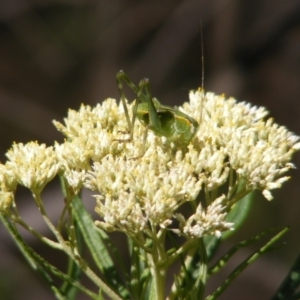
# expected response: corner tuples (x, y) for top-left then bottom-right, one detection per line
(141, 124), (149, 157)
(127, 124), (149, 160)
(124, 125), (148, 160)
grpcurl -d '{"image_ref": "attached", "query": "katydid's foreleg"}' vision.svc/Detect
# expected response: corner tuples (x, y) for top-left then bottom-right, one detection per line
(115, 71), (162, 157)
(137, 79), (162, 133)
(131, 78), (150, 156)
(115, 75), (148, 157)
(116, 70), (139, 140)
(134, 79), (163, 157)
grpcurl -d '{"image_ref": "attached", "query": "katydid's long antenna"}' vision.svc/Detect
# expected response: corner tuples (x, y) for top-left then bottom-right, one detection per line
(200, 22), (204, 92)
(199, 22), (205, 127)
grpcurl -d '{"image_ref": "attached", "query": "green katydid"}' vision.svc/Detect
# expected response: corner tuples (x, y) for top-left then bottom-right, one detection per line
(115, 70), (199, 150)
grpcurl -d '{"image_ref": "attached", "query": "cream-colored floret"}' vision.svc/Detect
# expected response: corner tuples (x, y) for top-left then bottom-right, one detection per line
(177, 195), (233, 238)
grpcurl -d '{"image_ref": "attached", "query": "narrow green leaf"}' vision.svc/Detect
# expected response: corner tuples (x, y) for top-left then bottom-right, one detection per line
(60, 176), (128, 298)
(0, 215), (97, 299)
(60, 219), (82, 299)
(270, 252), (300, 300)
(129, 241), (143, 299)
(127, 238), (151, 300)
(29, 249), (98, 299)
(148, 278), (156, 300)
(209, 227), (286, 276)
(72, 195), (129, 299)
(203, 235), (220, 261)
(60, 256), (81, 299)
(206, 227), (288, 300)
(222, 192), (253, 240)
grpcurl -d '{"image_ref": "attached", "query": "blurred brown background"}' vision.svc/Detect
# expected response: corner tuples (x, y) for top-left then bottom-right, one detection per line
(0, 0), (300, 299)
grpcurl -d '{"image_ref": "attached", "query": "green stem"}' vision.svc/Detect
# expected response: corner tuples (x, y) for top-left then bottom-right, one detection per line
(148, 252), (166, 300)
(198, 238), (208, 299)
(167, 237), (207, 300)
(32, 192), (123, 300)
(10, 214), (62, 250)
(147, 226), (168, 300)
(164, 238), (199, 267)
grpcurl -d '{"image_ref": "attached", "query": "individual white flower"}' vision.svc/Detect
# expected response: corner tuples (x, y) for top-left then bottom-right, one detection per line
(94, 191), (148, 234)
(177, 195), (233, 238)
(0, 163), (17, 192)
(64, 169), (86, 195)
(0, 164), (17, 212)
(5, 142), (59, 193)
(54, 139), (89, 194)
(55, 139), (90, 171)
(0, 191), (14, 213)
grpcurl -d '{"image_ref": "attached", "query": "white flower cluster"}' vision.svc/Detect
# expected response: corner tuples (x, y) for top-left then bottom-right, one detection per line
(5, 142), (59, 193)
(1, 90), (299, 239)
(185, 91), (300, 200)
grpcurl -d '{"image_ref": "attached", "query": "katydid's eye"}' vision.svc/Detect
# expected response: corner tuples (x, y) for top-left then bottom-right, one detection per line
(158, 111), (173, 123)
(141, 114), (149, 124)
